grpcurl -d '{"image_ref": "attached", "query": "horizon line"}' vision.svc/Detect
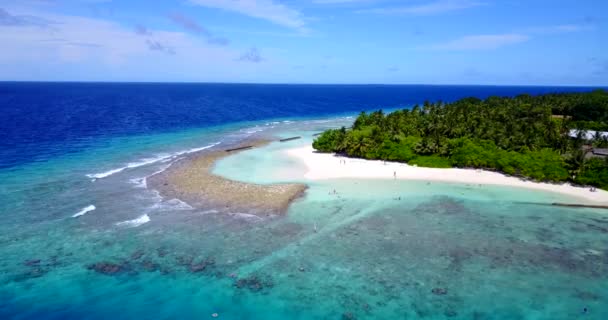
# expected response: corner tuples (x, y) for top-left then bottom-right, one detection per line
(0, 80), (607, 88)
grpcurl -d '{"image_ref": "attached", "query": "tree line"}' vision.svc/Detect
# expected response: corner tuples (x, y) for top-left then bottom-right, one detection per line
(313, 90), (608, 189)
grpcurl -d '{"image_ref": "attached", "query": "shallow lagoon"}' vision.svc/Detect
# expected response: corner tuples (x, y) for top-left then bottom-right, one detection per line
(1, 118), (607, 320)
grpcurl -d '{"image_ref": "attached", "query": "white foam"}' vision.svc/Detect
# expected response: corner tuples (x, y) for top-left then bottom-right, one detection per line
(230, 212), (263, 221)
(116, 214), (150, 228)
(72, 205), (96, 218)
(129, 177), (147, 188)
(228, 126), (269, 139)
(129, 163), (172, 189)
(86, 142), (220, 180)
(87, 167), (124, 179)
(168, 199), (193, 210)
(172, 142), (221, 156)
(153, 198), (193, 211)
(86, 155), (168, 179)
(243, 127), (264, 134)
(263, 120), (293, 126)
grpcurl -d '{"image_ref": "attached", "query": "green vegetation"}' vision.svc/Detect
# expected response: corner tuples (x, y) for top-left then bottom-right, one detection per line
(313, 90), (608, 189)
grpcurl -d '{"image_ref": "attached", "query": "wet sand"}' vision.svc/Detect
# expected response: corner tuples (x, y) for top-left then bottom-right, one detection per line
(149, 141), (307, 216)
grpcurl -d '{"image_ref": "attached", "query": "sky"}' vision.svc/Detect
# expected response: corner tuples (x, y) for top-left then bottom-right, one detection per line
(0, 0), (606, 85)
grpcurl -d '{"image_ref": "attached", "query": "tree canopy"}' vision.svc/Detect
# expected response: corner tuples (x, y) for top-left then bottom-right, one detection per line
(313, 90), (608, 189)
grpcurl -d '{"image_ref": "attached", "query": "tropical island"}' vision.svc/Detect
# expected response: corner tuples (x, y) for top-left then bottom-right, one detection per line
(313, 90), (608, 190)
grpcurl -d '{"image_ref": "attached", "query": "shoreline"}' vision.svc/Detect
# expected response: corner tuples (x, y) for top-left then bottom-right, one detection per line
(148, 141), (308, 216)
(286, 145), (608, 204)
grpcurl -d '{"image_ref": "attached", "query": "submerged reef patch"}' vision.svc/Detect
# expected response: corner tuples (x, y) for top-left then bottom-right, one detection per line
(148, 140), (307, 217)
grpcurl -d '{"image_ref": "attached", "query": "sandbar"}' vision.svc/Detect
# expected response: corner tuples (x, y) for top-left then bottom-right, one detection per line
(149, 141), (307, 216)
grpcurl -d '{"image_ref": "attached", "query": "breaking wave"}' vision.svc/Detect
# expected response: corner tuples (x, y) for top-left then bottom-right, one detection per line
(72, 205), (96, 218)
(116, 214), (150, 228)
(86, 142), (219, 180)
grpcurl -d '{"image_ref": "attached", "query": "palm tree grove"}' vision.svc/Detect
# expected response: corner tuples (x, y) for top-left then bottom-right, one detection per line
(313, 90), (608, 189)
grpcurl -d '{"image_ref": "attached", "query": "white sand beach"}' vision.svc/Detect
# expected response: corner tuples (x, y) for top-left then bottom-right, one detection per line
(286, 145), (608, 204)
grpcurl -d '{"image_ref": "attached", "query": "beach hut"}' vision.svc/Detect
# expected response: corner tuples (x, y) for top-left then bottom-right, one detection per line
(592, 148), (608, 157)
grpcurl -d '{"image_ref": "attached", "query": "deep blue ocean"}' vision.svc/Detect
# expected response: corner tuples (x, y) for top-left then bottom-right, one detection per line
(1, 83), (607, 320)
(1, 82), (601, 169)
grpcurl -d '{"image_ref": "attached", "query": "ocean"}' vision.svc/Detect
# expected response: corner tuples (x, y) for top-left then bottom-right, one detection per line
(0, 83), (606, 319)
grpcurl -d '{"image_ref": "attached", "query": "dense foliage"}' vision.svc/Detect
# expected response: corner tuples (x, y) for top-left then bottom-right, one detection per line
(313, 90), (608, 189)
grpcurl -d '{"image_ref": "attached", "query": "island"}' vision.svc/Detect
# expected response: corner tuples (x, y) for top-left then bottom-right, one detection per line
(312, 90), (608, 191)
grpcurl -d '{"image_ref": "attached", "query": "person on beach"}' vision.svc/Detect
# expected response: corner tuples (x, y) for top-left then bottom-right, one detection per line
(393, 171), (396, 179)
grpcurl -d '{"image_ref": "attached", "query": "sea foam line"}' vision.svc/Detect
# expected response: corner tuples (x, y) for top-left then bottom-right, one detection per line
(72, 205), (96, 218)
(129, 163), (173, 189)
(86, 142), (220, 180)
(150, 198), (194, 211)
(116, 214), (150, 228)
(263, 120), (294, 126)
(229, 212), (263, 221)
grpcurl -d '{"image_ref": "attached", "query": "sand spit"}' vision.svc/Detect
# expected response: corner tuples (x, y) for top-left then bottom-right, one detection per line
(286, 145), (608, 204)
(149, 141), (307, 216)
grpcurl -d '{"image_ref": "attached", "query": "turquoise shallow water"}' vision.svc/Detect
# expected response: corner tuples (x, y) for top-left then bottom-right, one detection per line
(1, 117), (607, 319)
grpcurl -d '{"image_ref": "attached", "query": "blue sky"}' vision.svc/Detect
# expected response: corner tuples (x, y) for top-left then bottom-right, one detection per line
(0, 0), (606, 85)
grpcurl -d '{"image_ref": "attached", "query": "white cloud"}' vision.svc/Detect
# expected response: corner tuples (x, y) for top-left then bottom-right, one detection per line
(524, 24), (589, 35)
(0, 8), (256, 81)
(313, 0), (372, 4)
(426, 33), (529, 50)
(421, 22), (589, 52)
(0, 7), (51, 26)
(189, 0), (306, 31)
(359, 0), (483, 15)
